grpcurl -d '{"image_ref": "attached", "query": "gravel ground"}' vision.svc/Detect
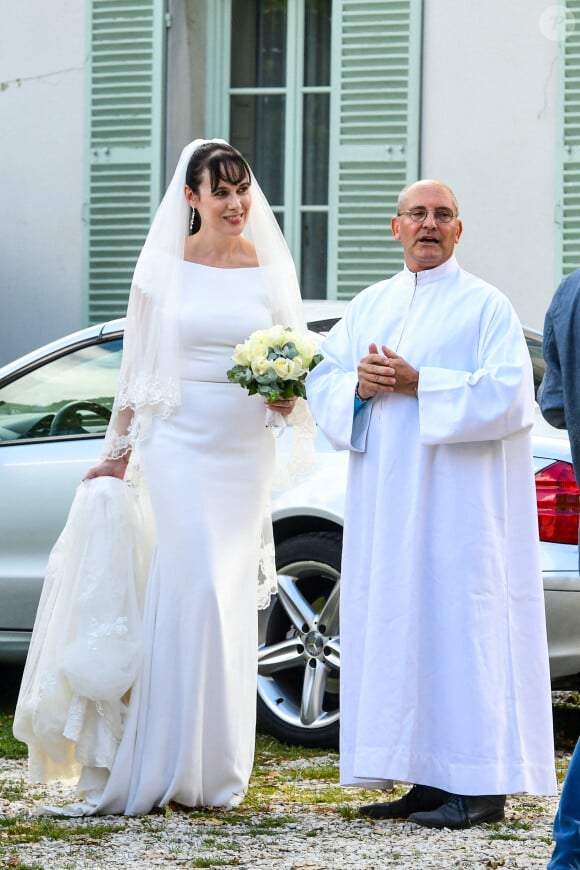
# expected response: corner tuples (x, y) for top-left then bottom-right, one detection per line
(0, 751), (568, 869)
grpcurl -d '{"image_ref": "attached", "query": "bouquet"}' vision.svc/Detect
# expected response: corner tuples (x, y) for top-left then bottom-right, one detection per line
(227, 325), (322, 427)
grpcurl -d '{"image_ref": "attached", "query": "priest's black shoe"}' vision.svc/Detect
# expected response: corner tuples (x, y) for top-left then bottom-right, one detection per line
(408, 793), (506, 829)
(359, 784), (450, 820)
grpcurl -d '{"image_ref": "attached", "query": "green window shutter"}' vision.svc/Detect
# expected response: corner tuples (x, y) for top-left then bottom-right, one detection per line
(84, 0), (166, 324)
(327, 0), (422, 300)
(560, 1), (580, 280)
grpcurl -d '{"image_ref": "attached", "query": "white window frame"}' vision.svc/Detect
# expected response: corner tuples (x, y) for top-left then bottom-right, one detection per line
(206, 0), (329, 279)
(207, 0), (421, 301)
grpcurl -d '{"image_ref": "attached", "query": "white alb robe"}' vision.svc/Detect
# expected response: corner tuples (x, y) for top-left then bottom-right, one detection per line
(306, 256), (556, 796)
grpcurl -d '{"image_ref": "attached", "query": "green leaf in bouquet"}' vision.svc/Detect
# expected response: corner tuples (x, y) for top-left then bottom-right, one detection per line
(280, 341), (299, 359)
(264, 385), (282, 403)
(226, 364), (254, 388)
(255, 369), (279, 385)
(281, 383), (296, 399)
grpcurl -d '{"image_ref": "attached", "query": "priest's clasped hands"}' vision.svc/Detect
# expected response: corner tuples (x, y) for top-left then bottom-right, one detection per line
(356, 343), (419, 400)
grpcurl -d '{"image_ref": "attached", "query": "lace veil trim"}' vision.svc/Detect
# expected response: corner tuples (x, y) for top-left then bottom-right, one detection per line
(101, 139), (316, 606)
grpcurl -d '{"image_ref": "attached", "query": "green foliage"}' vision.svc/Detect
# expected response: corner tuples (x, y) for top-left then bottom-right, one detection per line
(0, 712), (27, 760)
(0, 861), (44, 870)
(189, 861), (236, 868)
(0, 816), (127, 845)
(226, 362), (309, 402)
(226, 326), (323, 403)
(288, 765), (339, 782)
(488, 831), (524, 841)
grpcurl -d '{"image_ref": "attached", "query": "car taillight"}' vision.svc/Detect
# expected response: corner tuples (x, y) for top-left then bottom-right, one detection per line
(535, 460), (580, 545)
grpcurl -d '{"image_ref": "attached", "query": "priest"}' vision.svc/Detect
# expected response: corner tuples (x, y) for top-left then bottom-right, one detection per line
(305, 180), (556, 829)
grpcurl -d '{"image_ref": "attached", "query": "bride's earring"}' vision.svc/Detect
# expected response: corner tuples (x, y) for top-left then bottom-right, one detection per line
(189, 208), (196, 233)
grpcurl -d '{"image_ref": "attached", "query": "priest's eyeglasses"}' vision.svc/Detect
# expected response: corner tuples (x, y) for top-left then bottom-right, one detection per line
(398, 207), (456, 223)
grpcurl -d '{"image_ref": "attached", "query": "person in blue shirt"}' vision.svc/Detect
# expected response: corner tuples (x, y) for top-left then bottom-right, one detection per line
(539, 268), (580, 869)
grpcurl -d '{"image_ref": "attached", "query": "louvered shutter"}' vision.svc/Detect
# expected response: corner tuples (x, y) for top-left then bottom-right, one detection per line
(561, 1), (580, 279)
(327, 0), (422, 300)
(84, 0), (165, 323)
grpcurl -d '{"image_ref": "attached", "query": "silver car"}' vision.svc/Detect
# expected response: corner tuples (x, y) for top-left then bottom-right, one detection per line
(0, 313), (578, 749)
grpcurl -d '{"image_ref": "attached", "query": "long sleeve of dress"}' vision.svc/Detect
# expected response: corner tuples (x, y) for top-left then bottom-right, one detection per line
(101, 279), (179, 460)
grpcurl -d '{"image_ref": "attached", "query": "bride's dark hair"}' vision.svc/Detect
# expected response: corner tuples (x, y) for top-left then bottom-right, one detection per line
(185, 142), (252, 234)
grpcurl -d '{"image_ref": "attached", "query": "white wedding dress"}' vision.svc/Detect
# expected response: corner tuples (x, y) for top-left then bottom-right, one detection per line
(15, 263), (277, 814)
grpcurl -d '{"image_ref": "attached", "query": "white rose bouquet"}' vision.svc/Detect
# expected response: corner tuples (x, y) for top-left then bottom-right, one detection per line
(227, 325), (322, 427)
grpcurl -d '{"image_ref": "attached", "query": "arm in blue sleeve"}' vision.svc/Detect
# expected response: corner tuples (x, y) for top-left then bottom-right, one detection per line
(354, 394), (368, 415)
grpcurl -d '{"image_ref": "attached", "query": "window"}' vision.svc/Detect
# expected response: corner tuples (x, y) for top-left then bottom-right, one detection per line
(0, 339), (122, 443)
(208, 0), (421, 301)
(227, 0), (331, 299)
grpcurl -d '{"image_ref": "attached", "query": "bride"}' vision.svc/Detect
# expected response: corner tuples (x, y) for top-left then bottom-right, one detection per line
(13, 139), (310, 815)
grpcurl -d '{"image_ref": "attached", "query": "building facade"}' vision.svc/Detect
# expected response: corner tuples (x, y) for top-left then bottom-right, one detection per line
(1, 0), (577, 364)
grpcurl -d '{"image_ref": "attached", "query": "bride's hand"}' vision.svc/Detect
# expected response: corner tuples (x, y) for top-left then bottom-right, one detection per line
(266, 397), (298, 417)
(83, 457), (129, 481)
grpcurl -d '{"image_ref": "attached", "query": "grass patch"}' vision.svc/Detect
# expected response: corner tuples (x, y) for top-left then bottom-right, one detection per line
(336, 804), (361, 820)
(0, 861), (44, 870)
(200, 836), (229, 849)
(272, 783), (350, 806)
(287, 765), (340, 782)
(488, 831), (525, 841)
(506, 819), (532, 831)
(0, 712), (27, 760)
(189, 860), (238, 868)
(1, 780), (28, 802)
(240, 815), (295, 835)
(254, 733), (336, 763)
(0, 726), (558, 865)
(0, 816), (127, 846)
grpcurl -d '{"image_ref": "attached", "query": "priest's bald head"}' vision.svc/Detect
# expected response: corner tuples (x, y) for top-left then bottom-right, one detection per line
(391, 180), (463, 273)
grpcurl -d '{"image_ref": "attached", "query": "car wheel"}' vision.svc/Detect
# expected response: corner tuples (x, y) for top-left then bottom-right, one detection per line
(257, 530), (342, 748)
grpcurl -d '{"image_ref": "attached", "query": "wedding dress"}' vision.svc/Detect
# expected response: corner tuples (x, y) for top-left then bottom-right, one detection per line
(15, 263), (279, 814)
